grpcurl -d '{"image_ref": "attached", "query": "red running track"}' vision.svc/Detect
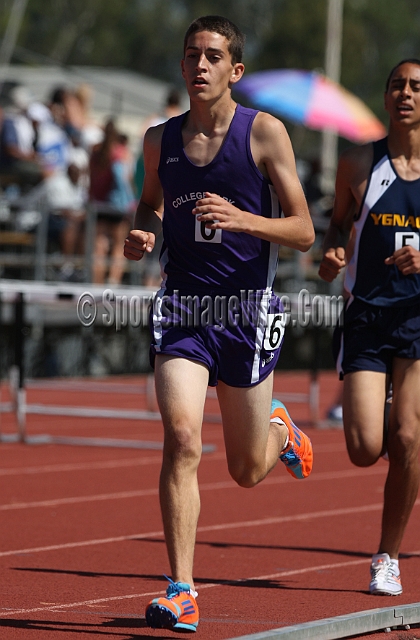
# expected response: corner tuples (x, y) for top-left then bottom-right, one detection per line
(0, 372), (419, 640)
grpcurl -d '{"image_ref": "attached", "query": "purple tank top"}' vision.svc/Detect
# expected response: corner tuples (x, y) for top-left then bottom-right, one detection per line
(158, 104), (281, 294)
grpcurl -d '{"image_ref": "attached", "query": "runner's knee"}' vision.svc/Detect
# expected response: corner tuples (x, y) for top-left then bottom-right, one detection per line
(345, 434), (382, 467)
(163, 425), (202, 464)
(227, 457), (265, 488)
(388, 421), (420, 466)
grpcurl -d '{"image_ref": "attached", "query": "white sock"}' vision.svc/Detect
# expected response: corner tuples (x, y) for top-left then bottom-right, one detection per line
(270, 416), (289, 451)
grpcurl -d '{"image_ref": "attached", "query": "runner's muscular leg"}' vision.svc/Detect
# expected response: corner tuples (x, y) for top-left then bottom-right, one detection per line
(217, 373), (288, 487)
(342, 370), (389, 466)
(379, 358), (420, 557)
(154, 355), (209, 589)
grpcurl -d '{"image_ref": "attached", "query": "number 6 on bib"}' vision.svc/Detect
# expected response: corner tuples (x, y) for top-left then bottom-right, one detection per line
(264, 313), (285, 350)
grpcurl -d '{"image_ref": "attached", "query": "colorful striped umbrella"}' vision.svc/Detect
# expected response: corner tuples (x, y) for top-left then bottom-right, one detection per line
(235, 69), (386, 143)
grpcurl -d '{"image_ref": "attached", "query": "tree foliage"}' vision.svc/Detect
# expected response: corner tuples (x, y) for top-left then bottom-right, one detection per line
(2, 0), (420, 124)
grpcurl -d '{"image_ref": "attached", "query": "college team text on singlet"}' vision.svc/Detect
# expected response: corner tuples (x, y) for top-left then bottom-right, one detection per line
(157, 104), (281, 295)
(345, 137), (420, 307)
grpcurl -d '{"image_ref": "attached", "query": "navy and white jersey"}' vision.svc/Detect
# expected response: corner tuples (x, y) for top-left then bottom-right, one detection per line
(157, 104), (281, 294)
(345, 137), (420, 306)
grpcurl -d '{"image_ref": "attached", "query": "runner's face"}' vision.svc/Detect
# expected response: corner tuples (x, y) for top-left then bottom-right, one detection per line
(181, 30), (244, 102)
(385, 62), (420, 125)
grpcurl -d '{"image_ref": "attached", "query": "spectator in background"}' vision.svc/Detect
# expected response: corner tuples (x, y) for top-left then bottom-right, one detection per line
(67, 129), (90, 192)
(18, 161), (87, 281)
(113, 132), (135, 210)
(49, 84), (104, 152)
(67, 129), (89, 172)
(74, 83), (104, 152)
(134, 87), (182, 198)
(89, 119), (136, 285)
(28, 100), (71, 176)
(0, 85), (45, 190)
(49, 85), (81, 139)
(46, 162), (86, 280)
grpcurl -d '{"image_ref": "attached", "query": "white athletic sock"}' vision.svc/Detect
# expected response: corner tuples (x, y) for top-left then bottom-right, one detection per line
(270, 416), (289, 451)
(281, 433), (289, 451)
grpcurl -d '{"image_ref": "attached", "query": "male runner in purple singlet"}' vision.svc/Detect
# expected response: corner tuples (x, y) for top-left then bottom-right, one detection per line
(125, 15), (315, 631)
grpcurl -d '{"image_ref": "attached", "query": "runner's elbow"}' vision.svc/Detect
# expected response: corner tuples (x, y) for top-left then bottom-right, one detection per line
(297, 227), (315, 252)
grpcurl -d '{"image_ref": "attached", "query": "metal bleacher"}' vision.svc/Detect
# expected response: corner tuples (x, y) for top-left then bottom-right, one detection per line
(0, 190), (145, 284)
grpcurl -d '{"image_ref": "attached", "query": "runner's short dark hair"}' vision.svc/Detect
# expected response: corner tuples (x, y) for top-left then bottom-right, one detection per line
(183, 15), (245, 64)
(385, 58), (420, 91)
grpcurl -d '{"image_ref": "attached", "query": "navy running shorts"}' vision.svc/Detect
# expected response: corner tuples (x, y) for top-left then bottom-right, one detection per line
(149, 288), (285, 387)
(333, 298), (420, 376)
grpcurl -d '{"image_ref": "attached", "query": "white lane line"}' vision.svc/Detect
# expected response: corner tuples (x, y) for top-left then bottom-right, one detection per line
(1, 499), (418, 559)
(0, 529), (162, 558)
(0, 443), (346, 477)
(0, 457), (163, 476)
(0, 451), (226, 476)
(0, 466), (387, 511)
(1, 551), (420, 618)
(0, 489), (158, 510)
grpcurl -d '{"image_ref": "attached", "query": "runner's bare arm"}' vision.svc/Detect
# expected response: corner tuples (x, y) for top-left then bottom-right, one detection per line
(192, 112), (314, 252)
(124, 125), (164, 261)
(319, 145), (372, 282)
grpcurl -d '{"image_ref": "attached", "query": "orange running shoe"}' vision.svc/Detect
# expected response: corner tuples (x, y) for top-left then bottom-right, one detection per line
(145, 577), (199, 632)
(271, 399), (313, 479)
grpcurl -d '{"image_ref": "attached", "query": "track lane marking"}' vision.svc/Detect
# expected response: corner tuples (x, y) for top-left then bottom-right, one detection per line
(0, 442), (347, 477)
(0, 457), (164, 476)
(0, 499), (418, 558)
(1, 551), (419, 618)
(0, 466), (388, 511)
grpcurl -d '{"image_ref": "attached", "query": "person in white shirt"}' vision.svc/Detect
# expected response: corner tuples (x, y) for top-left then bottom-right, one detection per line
(21, 162), (86, 279)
